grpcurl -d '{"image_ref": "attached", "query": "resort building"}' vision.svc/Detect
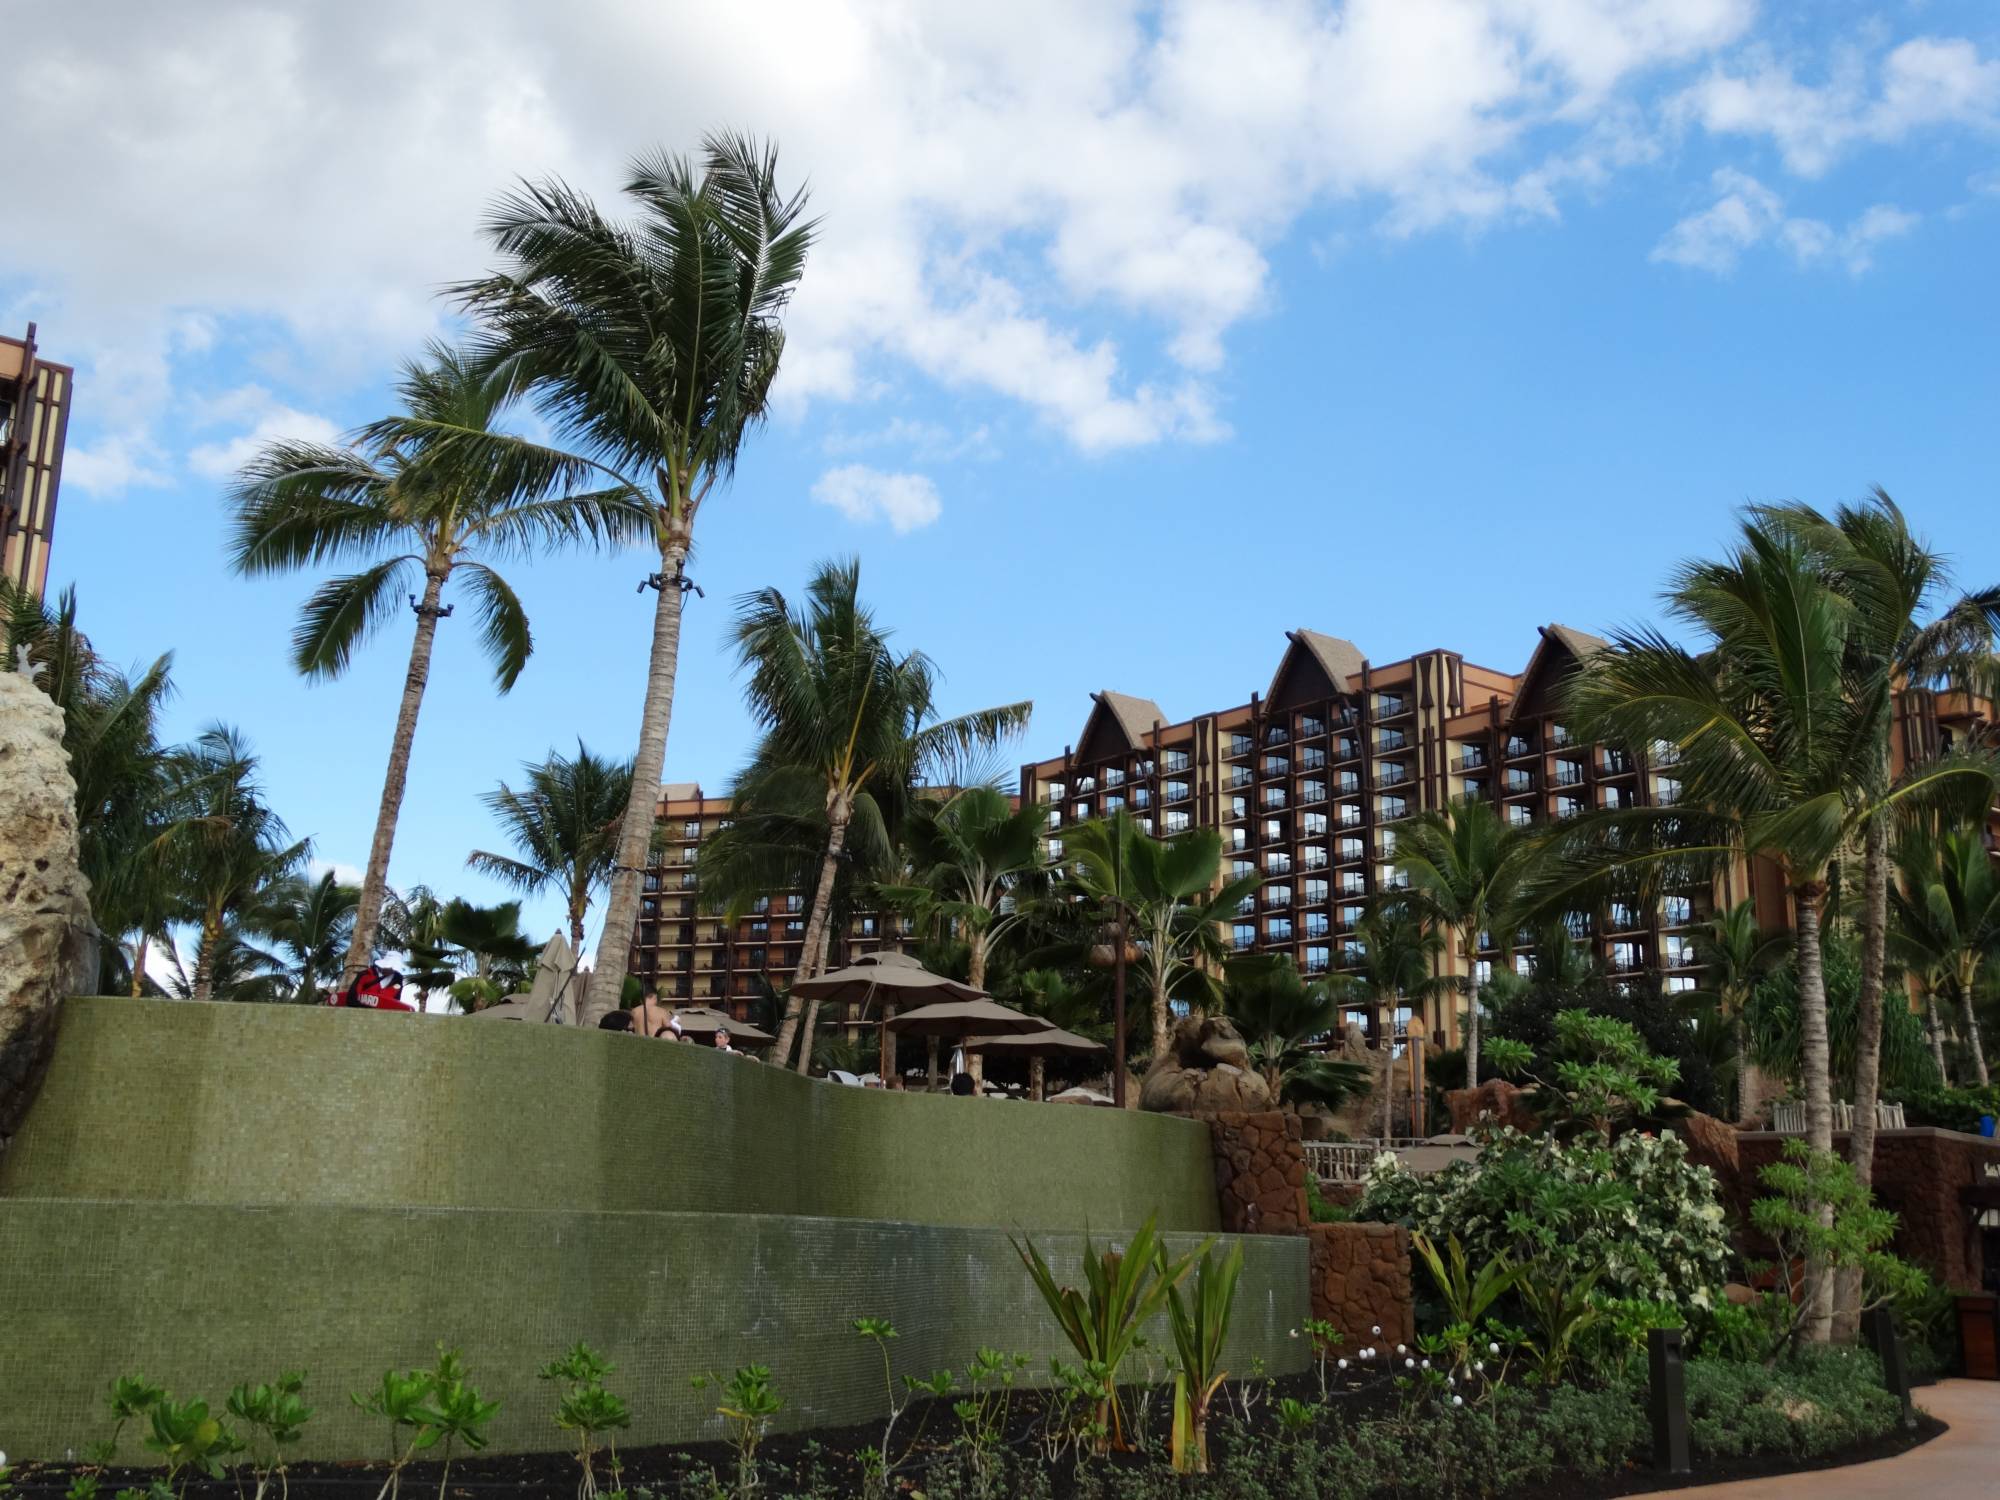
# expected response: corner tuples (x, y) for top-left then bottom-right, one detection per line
(625, 783), (912, 1037)
(1, 324), (73, 599)
(1017, 624), (2000, 1050)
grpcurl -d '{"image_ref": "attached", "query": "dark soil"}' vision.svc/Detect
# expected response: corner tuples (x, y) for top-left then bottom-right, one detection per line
(6, 1369), (1943, 1499)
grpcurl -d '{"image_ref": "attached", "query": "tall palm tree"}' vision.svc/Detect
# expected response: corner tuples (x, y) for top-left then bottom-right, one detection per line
(160, 726), (309, 1002)
(229, 345), (646, 988)
(1563, 519), (1991, 1341)
(440, 135), (816, 1022)
(1328, 901), (1447, 1138)
(467, 742), (634, 953)
(1391, 796), (1539, 1085)
(729, 560), (1031, 1069)
(876, 786), (1047, 991)
(253, 871), (360, 1005)
(1065, 812), (1261, 1063)
(1688, 899), (1791, 1121)
(1890, 827), (2000, 1086)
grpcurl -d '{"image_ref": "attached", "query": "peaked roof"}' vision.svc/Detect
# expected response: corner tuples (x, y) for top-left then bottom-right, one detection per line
(1076, 690), (1167, 760)
(1267, 629), (1365, 708)
(1510, 623), (1611, 719)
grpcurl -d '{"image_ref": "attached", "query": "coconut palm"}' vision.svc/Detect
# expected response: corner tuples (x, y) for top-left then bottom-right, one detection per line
(253, 871), (360, 1005)
(159, 726), (309, 1002)
(1890, 827), (2000, 1086)
(165, 922), (290, 1004)
(1562, 518), (1992, 1340)
(1390, 796), (1539, 1085)
(439, 134), (815, 1022)
(466, 742), (634, 953)
(1687, 899), (1791, 1120)
(1064, 812), (1261, 1063)
(728, 560), (1031, 1069)
(876, 786), (1048, 991)
(229, 345), (646, 988)
(1328, 901), (1448, 1138)
(1223, 957), (1371, 1109)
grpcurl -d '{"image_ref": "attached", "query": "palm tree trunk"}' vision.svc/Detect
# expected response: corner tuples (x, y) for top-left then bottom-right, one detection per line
(774, 807), (849, 1068)
(968, 928), (988, 993)
(1382, 996), (1397, 1139)
(1960, 976), (1990, 1086)
(129, 934), (148, 998)
(1793, 881), (1836, 1343)
(584, 536), (690, 1025)
(1924, 992), (1949, 1083)
(192, 911), (222, 1002)
(1837, 814), (1890, 1340)
(795, 922), (834, 1076)
(341, 568), (449, 988)
(1463, 935), (1482, 1085)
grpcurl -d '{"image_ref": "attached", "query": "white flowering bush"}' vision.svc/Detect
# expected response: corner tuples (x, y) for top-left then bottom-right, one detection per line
(1356, 1127), (1730, 1310)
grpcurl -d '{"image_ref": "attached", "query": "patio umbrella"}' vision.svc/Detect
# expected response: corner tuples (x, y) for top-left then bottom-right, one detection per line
(789, 951), (986, 1079)
(467, 932), (579, 1023)
(887, 996), (1051, 1091)
(666, 1006), (776, 1048)
(966, 1024), (1107, 1101)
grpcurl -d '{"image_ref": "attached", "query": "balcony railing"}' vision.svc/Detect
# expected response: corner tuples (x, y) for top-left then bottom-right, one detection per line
(1503, 774), (1537, 795)
(1601, 752), (1634, 775)
(1378, 764), (1410, 786)
(1505, 738), (1534, 759)
(1553, 765), (1585, 787)
(1338, 807), (1363, 828)
(1376, 730), (1409, 752)
(1451, 750), (1488, 771)
(1299, 748), (1327, 770)
(1264, 726), (1289, 746)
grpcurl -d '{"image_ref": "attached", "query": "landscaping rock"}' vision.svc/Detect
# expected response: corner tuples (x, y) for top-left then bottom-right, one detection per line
(0, 670), (97, 1150)
(1673, 1108), (1743, 1202)
(1202, 1109), (1309, 1234)
(1140, 1013), (1275, 1113)
(1308, 1222), (1414, 1348)
(1447, 1076), (1537, 1134)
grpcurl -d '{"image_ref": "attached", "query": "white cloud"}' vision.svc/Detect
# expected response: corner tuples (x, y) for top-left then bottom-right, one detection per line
(308, 858), (366, 887)
(63, 432), (172, 497)
(186, 387), (341, 480)
(1674, 34), (2000, 177)
(822, 417), (996, 464)
(811, 465), (944, 533)
(1652, 168), (1917, 274)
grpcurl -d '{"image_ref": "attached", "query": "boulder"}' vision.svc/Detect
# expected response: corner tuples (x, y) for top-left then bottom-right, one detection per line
(0, 669), (97, 1148)
(1139, 1014), (1275, 1113)
(1672, 1109), (1743, 1202)
(1447, 1076), (1537, 1134)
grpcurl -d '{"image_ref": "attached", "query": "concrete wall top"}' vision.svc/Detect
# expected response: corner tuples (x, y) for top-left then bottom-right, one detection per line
(1, 999), (1222, 1232)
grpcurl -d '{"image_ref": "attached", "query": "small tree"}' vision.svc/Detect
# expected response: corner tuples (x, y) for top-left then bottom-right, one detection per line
(1485, 1009), (1680, 1139)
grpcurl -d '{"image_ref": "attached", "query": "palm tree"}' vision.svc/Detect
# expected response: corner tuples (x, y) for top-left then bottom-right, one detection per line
(441, 135), (816, 1022)
(165, 922), (290, 1004)
(728, 560), (1031, 1069)
(876, 786), (1047, 991)
(229, 345), (646, 988)
(4, 581), (178, 988)
(405, 897), (542, 999)
(1391, 796), (1539, 1085)
(1223, 957), (1371, 1110)
(159, 727), (308, 1002)
(1328, 901), (1447, 1138)
(1563, 519), (1991, 1341)
(1065, 812), (1261, 1063)
(1688, 899), (1790, 1121)
(467, 742), (634, 953)
(253, 871), (359, 1004)
(1890, 827), (2000, 1086)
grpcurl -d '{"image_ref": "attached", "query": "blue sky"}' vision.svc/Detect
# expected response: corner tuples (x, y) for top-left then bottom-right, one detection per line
(7, 1), (1999, 959)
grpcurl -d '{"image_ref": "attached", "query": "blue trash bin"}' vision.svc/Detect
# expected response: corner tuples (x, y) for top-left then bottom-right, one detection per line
(1980, 1114), (1996, 1138)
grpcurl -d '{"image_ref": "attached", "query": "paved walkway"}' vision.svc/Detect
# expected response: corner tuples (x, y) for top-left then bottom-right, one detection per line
(1683, 1379), (1998, 1497)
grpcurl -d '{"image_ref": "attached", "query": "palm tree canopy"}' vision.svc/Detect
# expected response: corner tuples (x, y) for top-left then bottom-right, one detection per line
(467, 741), (634, 910)
(252, 871), (359, 1003)
(1327, 900), (1449, 1012)
(1890, 827), (2000, 1001)
(166, 923), (290, 1004)
(160, 725), (309, 921)
(1393, 797), (1539, 957)
(876, 785), (1047, 940)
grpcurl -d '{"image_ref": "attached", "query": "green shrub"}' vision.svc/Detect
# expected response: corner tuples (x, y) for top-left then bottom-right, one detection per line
(1891, 1084), (2000, 1134)
(1541, 1384), (1644, 1477)
(1686, 1348), (1901, 1460)
(1357, 1127), (1731, 1310)
(1306, 1178), (1351, 1224)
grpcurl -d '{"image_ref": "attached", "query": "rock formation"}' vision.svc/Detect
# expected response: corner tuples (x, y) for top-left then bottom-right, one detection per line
(1325, 1021), (1391, 1139)
(1446, 1076), (1538, 1135)
(1139, 1013), (1274, 1114)
(0, 669), (97, 1148)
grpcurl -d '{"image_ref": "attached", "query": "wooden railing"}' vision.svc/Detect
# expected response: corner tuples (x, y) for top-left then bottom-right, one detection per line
(1770, 1100), (1907, 1134)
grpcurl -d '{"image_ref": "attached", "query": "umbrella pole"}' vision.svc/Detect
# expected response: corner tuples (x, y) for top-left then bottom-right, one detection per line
(880, 1004), (898, 1085)
(1030, 1055), (1045, 1103)
(927, 1036), (940, 1093)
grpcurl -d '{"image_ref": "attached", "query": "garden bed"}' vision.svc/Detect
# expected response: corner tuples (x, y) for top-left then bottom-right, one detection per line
(6, 1355), (1938, 1500)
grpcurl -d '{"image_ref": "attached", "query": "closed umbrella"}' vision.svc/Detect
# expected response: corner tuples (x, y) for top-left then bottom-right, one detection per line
(790, 951), (987, 1079)
(467, 932), (579, 1023)
(965, 1026), (1106, 1101)
(887, 997), (1051, 1092)
(666, 1006), (776, 1048)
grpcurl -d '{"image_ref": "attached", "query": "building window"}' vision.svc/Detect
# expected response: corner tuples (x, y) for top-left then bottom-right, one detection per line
(1231, 794), (1249, 820)
(1046, 808), (1063, 829)
(1300, 746), (1327, 770)
(1339, 837), (1365, 862)
(1301, 779), (1327, 804)
(1043, 780), (1068, 802)
(1663, 895), (1693, 925)
(1342, 940), (1366, 965)
(1163, 749), (1191, 772)
(1165, 810), (1191, 833)
(1602, 750), (1631, 775)
(1300, 715), (1326, 738)
(1665, 975), (1697, 994)
(1231, 859), (1256, 883)
(1506, 804), (1533, 828)
(1132, 787), (1153, 808)
(1263, 753), (1289, 776)
(1229, 733), (1253, 757)
(1232, 923), (1257, 951)
(1267, 917), (1293, 941)
(1046, 837), (1064, 861)
(1266, 884), (1292, 907)
(1303, 811), (1328, 837)
(1304, 913), (1328, 938)
(1554, 760), (1585, 787)
(1262, 787), (1287, 809)
(1377, 728), (1408, 751)
(1104, 766), (1125, 787)
(1301, 845), (1327, 869)
(1231, 827), (1249, 851)
(1304, 878), (1328, 903)
(1074, 800), (1092, 820)
(1229, 765), (1253, 789)
(1339, 873), (1366, 896)
(1338, 772), (1360, 794)
(1165, 780), (1191, 803)
(1104, 795), (1124, 813)
(785, 920), (804, 936)
(1556, 796), (1585, 819)
(1475, 960), (1493, 983)
(1664, 936), (1694, 967)
(1655, 779), (1681, 806)
(1265, 852), (1292, 875)
(682, 820), (702, 839)
(1139, 817), (1155, 834)
(1305, 946), (1330, 974)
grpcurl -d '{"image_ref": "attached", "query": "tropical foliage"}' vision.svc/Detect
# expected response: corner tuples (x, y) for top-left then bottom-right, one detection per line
(468, 742), (633, 954)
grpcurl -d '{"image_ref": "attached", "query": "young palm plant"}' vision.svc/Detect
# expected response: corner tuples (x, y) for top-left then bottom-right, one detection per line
(1065, 812), (1261, 1063)
(1687, 900), (1791, 1121)
(1389, 798), (1538, 1085)
(444, 135), (816, 1021)
(253, 871), (360, 1004)
(467, 742), (634, 954)
(159, 726), (308, 1002)
(1327, 900), (1447, 1138)
(875, 786), (1047, 991)
(229, 345), (646, 988)
(1223, 956), (1370, 1110)
(728, 560), (1030, 1069)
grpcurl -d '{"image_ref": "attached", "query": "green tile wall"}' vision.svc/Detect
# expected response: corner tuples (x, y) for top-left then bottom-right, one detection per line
(0, 1201), (1307, 1458)
(0, 1001), (1310, 1460)
(2, 999), (1220, 1231)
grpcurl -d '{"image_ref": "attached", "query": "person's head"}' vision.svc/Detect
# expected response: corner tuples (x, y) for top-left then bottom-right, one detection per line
(642, 987), (660, 1006)
(598, 1010), (634, 1033)
(950, 1071), (975, 1097)
(716, 1027), (732, 1050)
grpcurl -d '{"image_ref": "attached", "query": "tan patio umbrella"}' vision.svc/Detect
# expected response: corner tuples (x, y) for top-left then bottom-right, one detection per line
(467, 932), (580, 1023)
(789, 951), (987, 1079)
(887, 996), (1052, 1092)
(666, 1006), (776, 1048)
(965, 1026), (1107, 1101)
